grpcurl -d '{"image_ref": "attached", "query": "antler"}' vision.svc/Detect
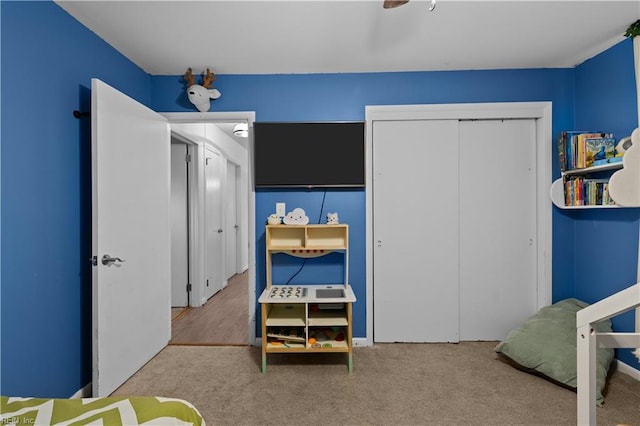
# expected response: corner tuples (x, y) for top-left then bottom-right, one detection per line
(183, 68), (195, 87)
(201, 68), (216, 89)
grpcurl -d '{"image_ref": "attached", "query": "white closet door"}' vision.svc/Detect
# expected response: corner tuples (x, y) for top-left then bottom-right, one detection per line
(373, 120), (460, 343)
(205, 146), (224, 300)
(458, 119), (538, 340)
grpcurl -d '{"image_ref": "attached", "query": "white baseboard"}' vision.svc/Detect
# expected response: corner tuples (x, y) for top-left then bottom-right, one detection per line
(70, 383), (92, 399)
(616, 360), (640, 381)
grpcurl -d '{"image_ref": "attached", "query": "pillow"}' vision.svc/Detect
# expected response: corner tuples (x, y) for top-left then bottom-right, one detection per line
(494, 298), (614, 406)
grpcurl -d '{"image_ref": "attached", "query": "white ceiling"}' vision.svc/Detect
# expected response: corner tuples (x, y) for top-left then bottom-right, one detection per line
(56, 0), (639, 76)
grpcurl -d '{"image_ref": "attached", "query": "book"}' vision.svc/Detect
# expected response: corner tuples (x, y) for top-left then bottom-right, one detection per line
(585, 136), (616, 167)
(576, 133), (607, 169)
(560, 131), (597, 171)
(566, 177), (615, 206)
(558, 133), (567, 172)
(592, 156), (622, 167)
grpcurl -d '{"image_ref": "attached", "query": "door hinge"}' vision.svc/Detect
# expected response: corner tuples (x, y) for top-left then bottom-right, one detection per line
(90, 255), (97, 266)
(186, 283), (192, 292)
(206, 279), (209, 287)
(185, 154), (191, 163)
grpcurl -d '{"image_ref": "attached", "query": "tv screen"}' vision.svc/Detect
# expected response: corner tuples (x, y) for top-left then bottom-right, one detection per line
(253, 121), (365, 188)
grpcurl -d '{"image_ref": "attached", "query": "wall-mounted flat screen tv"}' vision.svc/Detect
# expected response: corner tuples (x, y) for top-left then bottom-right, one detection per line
(253, 121), (365, 188)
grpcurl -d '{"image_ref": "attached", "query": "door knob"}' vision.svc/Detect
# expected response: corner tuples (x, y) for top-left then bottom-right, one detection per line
(102, 254), (125, 265)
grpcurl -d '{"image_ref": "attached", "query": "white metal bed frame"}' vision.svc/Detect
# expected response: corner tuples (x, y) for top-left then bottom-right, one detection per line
(576, 283), (640, 425)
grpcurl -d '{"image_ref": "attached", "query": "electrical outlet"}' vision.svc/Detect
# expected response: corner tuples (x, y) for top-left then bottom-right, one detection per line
(276, 202), (286, 217)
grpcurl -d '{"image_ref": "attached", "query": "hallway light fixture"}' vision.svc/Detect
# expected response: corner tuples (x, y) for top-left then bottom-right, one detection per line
(233, 122), (249, 138)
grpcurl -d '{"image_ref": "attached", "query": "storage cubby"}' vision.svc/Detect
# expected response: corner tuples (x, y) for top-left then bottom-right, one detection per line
(259, 224), (355, 373)
(265, 226), (306, 249)
(265, 224), (348, 251)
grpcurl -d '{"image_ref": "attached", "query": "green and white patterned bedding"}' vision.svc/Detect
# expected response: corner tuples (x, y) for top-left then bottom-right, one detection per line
(1, 395), (205, 425)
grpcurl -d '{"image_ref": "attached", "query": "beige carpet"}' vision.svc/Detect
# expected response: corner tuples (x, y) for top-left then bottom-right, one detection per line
(112, 342), (639, 426)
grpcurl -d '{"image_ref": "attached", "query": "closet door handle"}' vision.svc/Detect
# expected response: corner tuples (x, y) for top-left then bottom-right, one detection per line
(102, 254), (125, 265)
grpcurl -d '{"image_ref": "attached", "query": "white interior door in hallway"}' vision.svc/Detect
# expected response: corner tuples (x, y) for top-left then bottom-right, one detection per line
(225, 161), (240, 280)
(171, 141), (190, 307)
(373, 118), (538, 342)
(205, 145), (224, 301)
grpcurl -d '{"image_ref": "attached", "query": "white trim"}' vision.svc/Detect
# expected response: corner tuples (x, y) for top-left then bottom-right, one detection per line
(352, 337), (368, 347)
(71, 383), (92, 399)
(162, 112), (257, 346)
(365, 102), (553, 346)
(617, 360), (640, 381)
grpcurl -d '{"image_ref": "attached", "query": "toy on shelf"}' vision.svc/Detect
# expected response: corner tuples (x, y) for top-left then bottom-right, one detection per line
(267, 214), (281, 225)
(326, 212), (339, 225)
(283, 208), (309, 225)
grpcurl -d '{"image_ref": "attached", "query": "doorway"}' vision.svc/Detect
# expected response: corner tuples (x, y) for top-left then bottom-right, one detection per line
(165, 115), (256, 346)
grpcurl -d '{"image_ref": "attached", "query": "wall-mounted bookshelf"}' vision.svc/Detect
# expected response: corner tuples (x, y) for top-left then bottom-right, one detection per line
(551, 131), (627, 209)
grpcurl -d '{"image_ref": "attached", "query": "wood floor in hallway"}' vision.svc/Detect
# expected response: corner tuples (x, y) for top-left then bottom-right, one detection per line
(170, 271), (248, 346)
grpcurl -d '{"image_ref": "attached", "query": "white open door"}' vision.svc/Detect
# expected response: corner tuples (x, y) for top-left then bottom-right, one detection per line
(91, 79), (171, 397)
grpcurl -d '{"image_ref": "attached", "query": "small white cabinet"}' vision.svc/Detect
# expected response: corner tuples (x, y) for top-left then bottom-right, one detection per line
(259, 224), (356, 373)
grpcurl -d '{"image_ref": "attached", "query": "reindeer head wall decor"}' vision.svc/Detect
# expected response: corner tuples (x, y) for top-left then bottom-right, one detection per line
(182, 68), (221, 112)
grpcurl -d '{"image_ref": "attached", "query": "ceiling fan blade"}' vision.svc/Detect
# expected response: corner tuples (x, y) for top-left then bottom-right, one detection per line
(383, 0), (409, 9)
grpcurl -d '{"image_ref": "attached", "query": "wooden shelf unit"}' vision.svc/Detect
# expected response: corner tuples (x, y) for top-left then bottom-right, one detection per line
(260, 224), (355, 373)
(265, 224), (348, 250)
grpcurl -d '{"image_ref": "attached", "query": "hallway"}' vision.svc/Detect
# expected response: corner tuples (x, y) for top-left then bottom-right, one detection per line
(170, 271), (248, 345)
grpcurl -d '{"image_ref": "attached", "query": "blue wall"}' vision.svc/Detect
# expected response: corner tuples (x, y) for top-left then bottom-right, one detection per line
(151, 69), (577, 339)
(1, 1), (151, 397)
(1, 0), (638, 398)
(573, 38), (640, 369)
